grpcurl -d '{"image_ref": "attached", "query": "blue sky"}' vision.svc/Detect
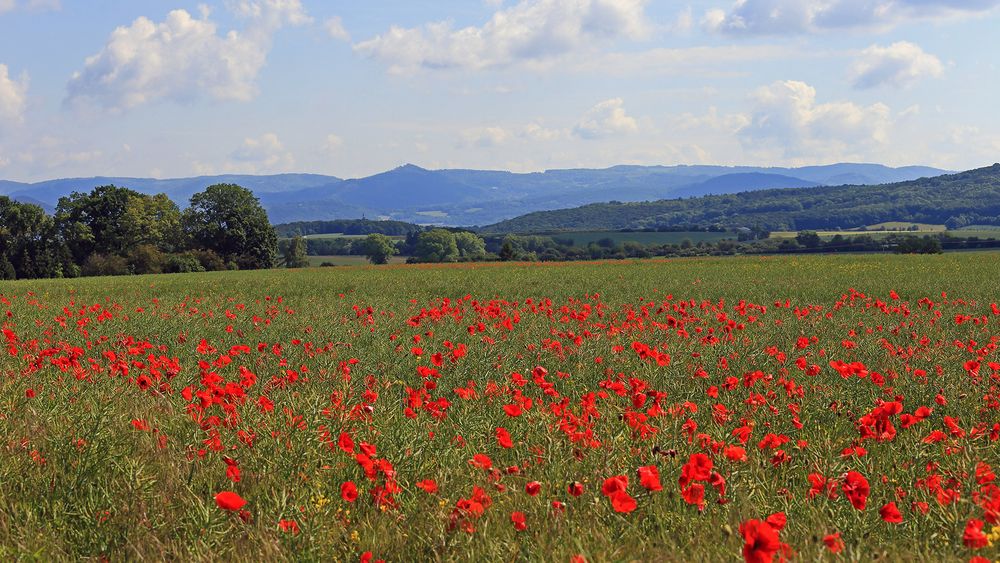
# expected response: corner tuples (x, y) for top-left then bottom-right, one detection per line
(0, 0), (998, 181)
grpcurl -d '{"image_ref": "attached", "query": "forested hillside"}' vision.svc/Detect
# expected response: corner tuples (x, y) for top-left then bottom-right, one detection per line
(483, 164), (1000, 233)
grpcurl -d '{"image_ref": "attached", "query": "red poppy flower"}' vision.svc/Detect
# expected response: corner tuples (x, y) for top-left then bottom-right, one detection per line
(602, 475), (628, 496)
(278, 519), (300, 534)
(879, 502), (903, 523)
(215, 491), (247, 511)
(568, 481), (585, 497)
(338, 432), (355, 453)
(637, 465), (663, 492)
(823, 532), (843, 554)
(724, 445), (747, 462)
(525, 481), (541, 496)
(470, 453), (493, 470)
(963, 519), (989, 549)
(511, 511), (527, 531)
(341, 481), (359, 503)
(416, 479), (438, 493)
(842, 471), (870, 510)
(739, 519), (781, 563)
(681, 483), (705, 508)
(496, 427), (513, 449)
(609, 491), (637, 513)
(765, 512), (786, 531)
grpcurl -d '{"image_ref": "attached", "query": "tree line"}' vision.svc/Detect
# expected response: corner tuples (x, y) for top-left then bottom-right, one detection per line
(290, 228), (975, 268)
(1, 184), (277, 280)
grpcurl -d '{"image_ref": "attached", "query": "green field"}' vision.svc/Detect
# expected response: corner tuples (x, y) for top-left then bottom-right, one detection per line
(771, 229), (1000, 241)
(535, 230), (735, 247)
(3, 253), (1000, 561)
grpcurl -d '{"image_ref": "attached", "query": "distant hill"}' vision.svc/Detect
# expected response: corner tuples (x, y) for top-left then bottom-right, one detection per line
(2, 163), (950, 225)
(482, 164), (1000, 233)
(683, 173), (820, 197)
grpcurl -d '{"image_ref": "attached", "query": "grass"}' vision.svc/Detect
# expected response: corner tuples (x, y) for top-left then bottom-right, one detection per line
(3, 253), (1000, 561)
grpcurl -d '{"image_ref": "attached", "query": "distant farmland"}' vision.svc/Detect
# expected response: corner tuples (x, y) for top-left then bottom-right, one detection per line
(535, 231), (735, 247)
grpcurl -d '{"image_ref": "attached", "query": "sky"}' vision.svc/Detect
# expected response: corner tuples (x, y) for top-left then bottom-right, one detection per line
(0, 0), (999, 182)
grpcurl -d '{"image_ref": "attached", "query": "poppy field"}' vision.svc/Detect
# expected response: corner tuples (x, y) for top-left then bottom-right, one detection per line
(2, 253), (1000, 562)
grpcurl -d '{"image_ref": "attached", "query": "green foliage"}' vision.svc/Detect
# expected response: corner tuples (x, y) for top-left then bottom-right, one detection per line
(125, 245), (166, 275)
(453, 231), (487, 260)
(281, 236), (310, 269)
(796, 231), (822, 249)
(183, 184), (278, 270)
(274, 219), (422, 238)
(4, 183), (282, 279)
(895, 235), (943, 254)
(122, 193), (184, 252)
(56, 185), (143, 263)
(164, 253), (206, 274)
(0, 196), (71, 280)
(361, 233), (399, 265)
(80, 253), (129, 277)
(499, 240), (515, 261)
(413, 229), (459, 263)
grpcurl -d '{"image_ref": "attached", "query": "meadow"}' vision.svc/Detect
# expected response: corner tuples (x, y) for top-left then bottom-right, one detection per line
(2, 253), (1000, 562)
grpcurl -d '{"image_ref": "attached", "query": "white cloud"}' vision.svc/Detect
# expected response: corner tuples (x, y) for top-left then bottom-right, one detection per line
(0, 0), (60, 13)
(322, 133), (344, 152)
(227, 0), (311, 27)
(739, 80), (892, 162)
(850, 41), (943, 89)
(65, 1), (309, 111)
(0, 64), (28, 131)
(668, 106), (750, 133)
(10, 136), (102, 172)
(573, 98), (638, 139)
(705, 0), (1000, 35)
(325, 16), (350, 41)
(228, 132), (295, 172)
(463, 126), (512, 147)
(461, 122), (564, 147)
(24, 0), (60, 11)
(571, 44), (797, 76)
(355, 0), (650, 73)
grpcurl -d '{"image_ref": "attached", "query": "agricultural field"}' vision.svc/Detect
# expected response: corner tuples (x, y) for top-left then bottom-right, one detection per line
(770, 229), (1000, 241)
(2, 253), (1000, 561)
(539, 231), (735, 247)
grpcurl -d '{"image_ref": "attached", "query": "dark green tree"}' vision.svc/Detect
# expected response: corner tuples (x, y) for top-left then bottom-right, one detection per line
(55, 185), (142, 263)
(454, 231), (487, 260)
(362, 233), (398, 265)
(1, 196), (73, 279)
(183, 184), (277, 270)
(499, 240), (515, 261)
(283, 236), (310, 268)
(796, 231), (822, 249)
(123, 193), (184, 252)
(413, 229), (459, 263)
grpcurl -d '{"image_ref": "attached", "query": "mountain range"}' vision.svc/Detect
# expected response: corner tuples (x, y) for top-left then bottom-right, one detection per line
(0, 163), (947, 226)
